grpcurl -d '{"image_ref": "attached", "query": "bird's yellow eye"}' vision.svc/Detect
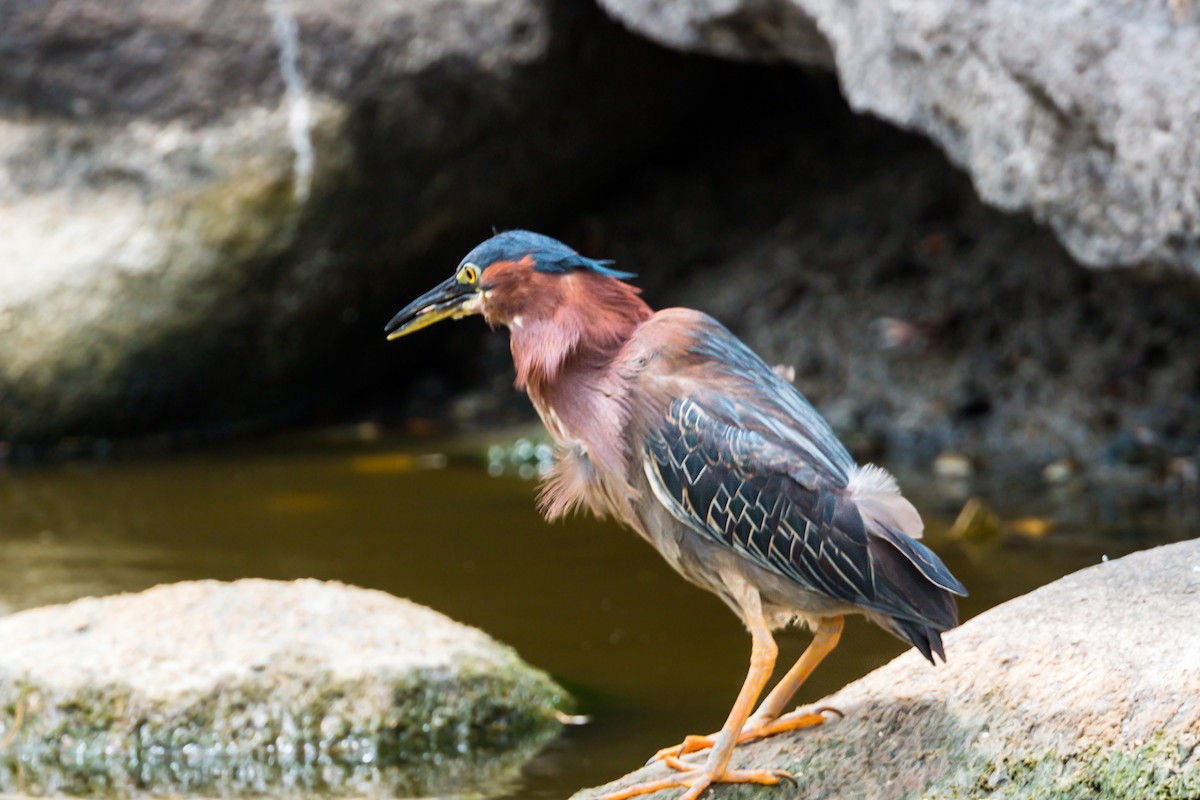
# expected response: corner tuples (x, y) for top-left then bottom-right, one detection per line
(457, 263), (480, 285)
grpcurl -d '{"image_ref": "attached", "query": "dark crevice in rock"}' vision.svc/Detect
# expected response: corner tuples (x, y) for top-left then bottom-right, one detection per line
(385, 68), (1200, 488)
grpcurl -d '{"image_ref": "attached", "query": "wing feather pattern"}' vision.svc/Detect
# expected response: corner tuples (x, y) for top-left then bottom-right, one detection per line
(645, 397), (877, 607)
(644, 392), (966, 662)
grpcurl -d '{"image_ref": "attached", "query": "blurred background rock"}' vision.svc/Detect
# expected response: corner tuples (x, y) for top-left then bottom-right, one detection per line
(1, 0), (1197, 490)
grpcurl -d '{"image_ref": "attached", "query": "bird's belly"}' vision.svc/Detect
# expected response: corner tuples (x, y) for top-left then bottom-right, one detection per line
(628, 473), (860, 629)
(627, 495), (699, 581)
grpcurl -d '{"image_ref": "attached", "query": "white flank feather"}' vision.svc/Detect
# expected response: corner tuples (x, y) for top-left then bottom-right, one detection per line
(847, 463), (925, 538)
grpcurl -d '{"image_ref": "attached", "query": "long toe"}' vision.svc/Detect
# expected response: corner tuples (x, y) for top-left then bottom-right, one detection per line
(676, 773), (713, 800)
(715, 767), (789, 786)
(648, 706), (839, 767)
(594, 776), (690, 800)
(595, 766), (787, 800)
(649, 734), (718, 764)
(741, 705), (840, 740)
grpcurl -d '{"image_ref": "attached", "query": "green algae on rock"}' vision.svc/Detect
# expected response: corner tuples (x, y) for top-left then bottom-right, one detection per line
(0, 579), (568, 797)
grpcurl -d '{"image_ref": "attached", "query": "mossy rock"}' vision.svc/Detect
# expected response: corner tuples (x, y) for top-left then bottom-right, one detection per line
(0, 579), (569, 796)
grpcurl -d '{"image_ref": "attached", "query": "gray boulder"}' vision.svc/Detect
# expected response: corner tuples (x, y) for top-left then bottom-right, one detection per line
(0, 0), (705, 442)
(573, 539), (1200, 799)
(598, 0), (1200, 274)
(0, 579), (568, 796)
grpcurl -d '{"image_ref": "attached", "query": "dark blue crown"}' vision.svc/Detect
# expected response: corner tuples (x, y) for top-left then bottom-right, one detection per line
(459, 230), (636, 280)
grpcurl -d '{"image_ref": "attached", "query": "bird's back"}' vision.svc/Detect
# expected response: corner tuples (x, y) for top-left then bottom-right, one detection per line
(620, 308), (966, 661)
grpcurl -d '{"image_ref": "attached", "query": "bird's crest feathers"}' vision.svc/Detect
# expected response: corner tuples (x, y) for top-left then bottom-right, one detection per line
(846, 463), (925, 539)
(462, 230), (636, 280)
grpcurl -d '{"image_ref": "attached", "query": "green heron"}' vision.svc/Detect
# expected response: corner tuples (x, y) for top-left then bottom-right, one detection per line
(385, 231), (966, 800)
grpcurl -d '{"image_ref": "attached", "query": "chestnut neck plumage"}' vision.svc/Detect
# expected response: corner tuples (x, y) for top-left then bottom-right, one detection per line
(489, 270), (653, 511)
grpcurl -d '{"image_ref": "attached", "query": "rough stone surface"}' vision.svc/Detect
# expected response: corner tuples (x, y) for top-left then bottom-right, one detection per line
(598, 0), (1200, 274)
(0, 579), (568, 796)
(0, 0), (709, 442)
(573, 539), (1200, 800)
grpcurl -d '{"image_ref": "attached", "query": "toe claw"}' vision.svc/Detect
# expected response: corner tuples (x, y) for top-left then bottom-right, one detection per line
(646, 744), (682, 766)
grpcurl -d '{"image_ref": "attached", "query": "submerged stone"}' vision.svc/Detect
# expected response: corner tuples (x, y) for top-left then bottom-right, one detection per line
(574, 539), (1200, 799)
(0, 579), (568, 796)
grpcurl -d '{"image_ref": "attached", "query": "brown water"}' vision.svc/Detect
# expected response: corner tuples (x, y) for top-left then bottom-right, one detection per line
(0, 429), (1194, 799)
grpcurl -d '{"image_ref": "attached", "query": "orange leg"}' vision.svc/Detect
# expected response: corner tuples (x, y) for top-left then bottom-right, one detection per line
(595, 587), (788, 800)
(653, 615), (845, 761)
(752, 614), (843, 722)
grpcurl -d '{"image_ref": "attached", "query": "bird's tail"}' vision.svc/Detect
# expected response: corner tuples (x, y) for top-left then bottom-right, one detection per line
(887, 617), (948, 664)
(868, 525), (967, 665)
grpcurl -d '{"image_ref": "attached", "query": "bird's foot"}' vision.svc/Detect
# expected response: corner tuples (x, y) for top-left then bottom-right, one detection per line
(648, 706), (841, 763)
(594, 765), (792, 800)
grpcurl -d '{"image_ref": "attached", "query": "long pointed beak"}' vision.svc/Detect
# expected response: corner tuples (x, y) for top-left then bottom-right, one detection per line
(385, 276), (481, 341)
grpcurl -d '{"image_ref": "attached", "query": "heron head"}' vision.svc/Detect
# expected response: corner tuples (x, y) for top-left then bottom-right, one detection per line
(384, 230), (636, 340)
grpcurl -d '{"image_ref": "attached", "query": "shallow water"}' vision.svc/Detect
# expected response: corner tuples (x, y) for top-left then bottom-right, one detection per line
(0, 428), (1194, 799)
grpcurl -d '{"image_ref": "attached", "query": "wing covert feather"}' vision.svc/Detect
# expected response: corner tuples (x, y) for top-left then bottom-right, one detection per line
(645, 397), (882, 610)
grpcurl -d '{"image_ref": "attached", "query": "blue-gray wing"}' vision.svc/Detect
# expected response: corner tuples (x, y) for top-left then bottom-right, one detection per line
(682, 321), (857, 485)
(643, 395), (963, 638)
(644, 396), (879, 607)
(633, 311), (963, 661)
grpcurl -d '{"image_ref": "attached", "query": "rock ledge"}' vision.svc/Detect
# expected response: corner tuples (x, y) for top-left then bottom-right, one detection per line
(599, 0), (1200, 274)
(574, 540), (1200, 799)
